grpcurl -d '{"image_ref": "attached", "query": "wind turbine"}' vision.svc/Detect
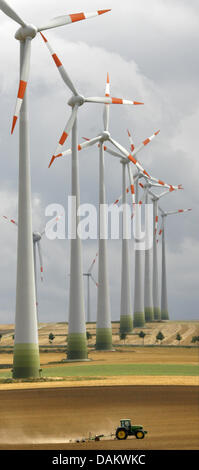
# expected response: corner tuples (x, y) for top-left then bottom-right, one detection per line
(0, 1), (111, 374)
(147, 186), (183, 321)
(158, 207), (192, 320)
(83, 253), (98, 323)
(46, 64), (144, 353)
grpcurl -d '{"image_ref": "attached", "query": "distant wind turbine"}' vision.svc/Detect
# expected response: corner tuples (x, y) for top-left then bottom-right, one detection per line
(83, 253), (98, 323)
(158, 207), (192, 320)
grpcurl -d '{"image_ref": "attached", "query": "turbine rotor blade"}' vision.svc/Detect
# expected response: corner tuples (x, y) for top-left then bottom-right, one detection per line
(90, 273), (98, 288)
(88, 252), (98, 273)
(166, 208), (192, 216)
(103, 72), (110, 131)
(131, 130), (160, 158)
(0, 0), (26, 26)
(127, 129), (135, 152)
(127, 164), (136, 215)
(49, 104), (78, 167)
(49, 134), (102, 167)
(38, 10), (111, 32)
(85, 96), (144, 105)
(40, 33), (78, 96)
(105, 146), (125, 160)
(11, 38), (31, 134)
(1, 215), (18, 226)
(37, 241), (43, 282)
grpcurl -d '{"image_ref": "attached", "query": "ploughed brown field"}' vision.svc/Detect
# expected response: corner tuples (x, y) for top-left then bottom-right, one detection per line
(0, 385), (198, 450)
(0, 321), (198, 450)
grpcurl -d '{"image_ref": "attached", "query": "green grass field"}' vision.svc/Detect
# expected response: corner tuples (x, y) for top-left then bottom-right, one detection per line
(0, 363), (198, 380)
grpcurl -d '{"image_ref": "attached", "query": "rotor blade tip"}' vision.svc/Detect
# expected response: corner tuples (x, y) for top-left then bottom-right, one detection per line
(134, 101), (144, 105)
(40, 32), (47, 42)
(11, 116), (17, 134)
(48, 156), (55, 168)
(98, 9), (111, 15)
(107, 72), (109, 83)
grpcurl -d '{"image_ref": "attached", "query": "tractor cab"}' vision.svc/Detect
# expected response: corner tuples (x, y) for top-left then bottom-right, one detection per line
(116, 418), (147, 440)
(120, 419), (131, 430)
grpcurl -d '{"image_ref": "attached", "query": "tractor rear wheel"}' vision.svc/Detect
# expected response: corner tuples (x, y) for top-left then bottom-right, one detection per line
(135, 430), (145, 439)
(116, 428), (128, 440)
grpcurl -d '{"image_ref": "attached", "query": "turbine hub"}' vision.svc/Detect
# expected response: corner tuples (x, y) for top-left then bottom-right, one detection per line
(33, 232), (41, 243)
(68, 95), (85, 107)
(101, 131), (110, 141)
(15, 24), (37, 41)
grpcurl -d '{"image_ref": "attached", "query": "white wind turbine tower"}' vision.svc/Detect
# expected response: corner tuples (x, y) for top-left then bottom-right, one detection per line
(147, 185), (183, 321)
(158, 207), (192, 320)
(0, 0), (110, 375)
(48, 67), (144, 353)
(83, 253), (98, 323)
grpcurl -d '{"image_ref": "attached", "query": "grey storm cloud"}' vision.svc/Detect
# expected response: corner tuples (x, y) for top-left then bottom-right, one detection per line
(0, 0), (198, 323)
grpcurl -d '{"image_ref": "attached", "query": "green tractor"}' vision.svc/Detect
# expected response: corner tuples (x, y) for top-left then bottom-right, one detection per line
(116, 419), (147, 440)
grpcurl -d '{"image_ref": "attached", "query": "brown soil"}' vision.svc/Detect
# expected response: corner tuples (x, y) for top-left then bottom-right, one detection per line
(0, 385), (198, 450)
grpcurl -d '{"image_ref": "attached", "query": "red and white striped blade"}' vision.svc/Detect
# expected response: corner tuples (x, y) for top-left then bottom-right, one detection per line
(11, 38), (31, 134)
(157, 220), (164, 243)
(49, 105), (78, 168)
(49, 134), (102, 167)
(37, 240), (43, 282)
(40, 33), (77, 96)
(109, 136), (147, 175)
(88, 252), (98, 274)
(166, 208), (192, 216)
(85, 96), (144, 105)
(109, 137), (182, 190)
(91, 273), (99, 288)
(113, 186), (130, 206)
(38, 10), (111, 32)
(127, 129), (135, 152)
(103, 72), (110, 131)
(149, 176), (183, 190)
(0, 0), (25, 26)
(155, 213), (159, 236)
(1, 215), (18, 226)
(131, 130), (160, 158)
(127, 164), (136, 215)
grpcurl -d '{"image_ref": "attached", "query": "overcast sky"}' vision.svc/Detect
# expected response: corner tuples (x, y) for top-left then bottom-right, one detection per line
(0, 0), (198, 324)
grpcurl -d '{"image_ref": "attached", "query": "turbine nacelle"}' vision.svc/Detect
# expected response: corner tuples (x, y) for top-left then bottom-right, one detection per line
(33, 231), (42, 243)
(15, 24), (37, 41)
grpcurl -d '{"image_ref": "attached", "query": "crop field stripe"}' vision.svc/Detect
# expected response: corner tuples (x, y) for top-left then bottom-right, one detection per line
(0, 363), (198, 379)
(42, 363), (199, 377)
(42, 364), (199, 377)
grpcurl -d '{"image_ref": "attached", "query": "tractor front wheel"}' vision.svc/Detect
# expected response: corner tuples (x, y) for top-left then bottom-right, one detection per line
(116, 428), (128, 440)
(135, 430), (145, 439)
